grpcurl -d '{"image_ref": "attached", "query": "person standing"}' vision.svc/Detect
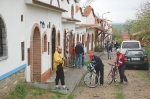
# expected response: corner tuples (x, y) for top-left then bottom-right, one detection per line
(106, 41), (112, 59)
(65, 48), (69, 67)
(53, 46), (68, 89)
(89, 53), (104, 85)
(115, 49), (128, 84)
(115, 40), (119, 50)
(82, 44), (85, 67)
(75, 42), (84, 68)
(69, 44), (76, 67)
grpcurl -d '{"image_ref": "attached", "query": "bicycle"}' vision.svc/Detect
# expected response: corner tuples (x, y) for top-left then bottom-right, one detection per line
(83, 61), (99, 88)
(107, 63), (118, 84)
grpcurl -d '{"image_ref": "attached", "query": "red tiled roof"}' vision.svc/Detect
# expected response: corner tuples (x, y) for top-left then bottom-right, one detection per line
(76, 5), (80, 12)
(76, 24), (110, 33)
(83, 5), (95, 17)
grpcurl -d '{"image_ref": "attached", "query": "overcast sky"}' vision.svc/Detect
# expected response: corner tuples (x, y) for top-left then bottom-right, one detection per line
(80, 0), (149, 24)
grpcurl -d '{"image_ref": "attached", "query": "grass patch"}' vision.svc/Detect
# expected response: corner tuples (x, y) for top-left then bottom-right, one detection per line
(114, 84), (124, 99)
(115, 92), (124, 99)
(115, 85), (123, 90)
(2, 82), (65, 99)
(84, 60), (90, 66)
(67, 93), (74, 99)
(138, 71), (150, 84)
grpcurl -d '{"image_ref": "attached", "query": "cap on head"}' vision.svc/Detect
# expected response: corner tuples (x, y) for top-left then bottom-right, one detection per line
(117, 49), (120, 53)
(89, 53), (94, 60)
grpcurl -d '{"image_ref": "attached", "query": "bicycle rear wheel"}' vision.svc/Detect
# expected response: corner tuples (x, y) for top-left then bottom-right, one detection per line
(107, 70), (114, 84)
(83, 71), (99, 88)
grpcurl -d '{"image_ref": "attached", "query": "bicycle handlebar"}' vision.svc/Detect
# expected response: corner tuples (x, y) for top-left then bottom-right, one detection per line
(107, 63), (117, 67)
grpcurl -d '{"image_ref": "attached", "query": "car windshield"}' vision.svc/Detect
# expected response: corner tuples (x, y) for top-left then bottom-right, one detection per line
(126, 50), (144, 56)
(122, 42), (140, 48)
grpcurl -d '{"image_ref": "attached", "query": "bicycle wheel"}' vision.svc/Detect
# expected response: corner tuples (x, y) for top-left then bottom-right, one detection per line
(114, 69), (118, 82)
(83, 71), (99, 88)
(107, 70), (114, 84)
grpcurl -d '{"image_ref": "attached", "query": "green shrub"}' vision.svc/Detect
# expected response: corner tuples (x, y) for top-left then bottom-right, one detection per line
(145, 43), (150, 67)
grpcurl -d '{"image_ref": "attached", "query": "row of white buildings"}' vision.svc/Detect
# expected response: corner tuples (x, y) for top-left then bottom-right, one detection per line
(0, 0), (112, 93)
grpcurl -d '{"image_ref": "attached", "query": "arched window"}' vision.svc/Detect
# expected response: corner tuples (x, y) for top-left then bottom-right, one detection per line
(0, 16), (8, 60)
(71, 4), (74, 19)
(44, 34), (47, 52)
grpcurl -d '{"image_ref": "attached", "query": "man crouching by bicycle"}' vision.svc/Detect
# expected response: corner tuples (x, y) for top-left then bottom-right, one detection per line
(89, 53), (104, 86)
(115, 49), (128, 84)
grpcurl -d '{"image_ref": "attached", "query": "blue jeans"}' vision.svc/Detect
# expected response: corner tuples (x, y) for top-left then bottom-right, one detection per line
(75, 54), (82, 67)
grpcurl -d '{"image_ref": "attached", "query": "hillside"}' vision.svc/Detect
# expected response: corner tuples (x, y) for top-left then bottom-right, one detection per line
(111, 23), (126, 31)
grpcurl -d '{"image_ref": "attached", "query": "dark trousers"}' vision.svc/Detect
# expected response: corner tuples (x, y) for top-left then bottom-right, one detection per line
(82, 56), (84, 67)
(95, 66), (104, 85)
(118, 64), (128, 82)
(55, 68), (65, 85)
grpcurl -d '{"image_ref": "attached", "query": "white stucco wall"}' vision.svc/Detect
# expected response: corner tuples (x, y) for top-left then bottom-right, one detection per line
(61, 0), (76, 19)
(0, 0), (26, 77)
(86, 11), (95, 24)
(76, 9), (86, 24)
(25, 5), (62, 81)
(61, 0), (70, 18)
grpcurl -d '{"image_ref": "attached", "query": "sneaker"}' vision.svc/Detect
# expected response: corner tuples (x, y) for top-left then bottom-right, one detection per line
(124, 81), (128, 84)
(55, 86), (61, 89)
(100, 84), (103, 86)
(62, 87), (69, 90)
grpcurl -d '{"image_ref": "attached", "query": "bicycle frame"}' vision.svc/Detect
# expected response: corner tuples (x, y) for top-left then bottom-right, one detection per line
(107, 63), (118, 84)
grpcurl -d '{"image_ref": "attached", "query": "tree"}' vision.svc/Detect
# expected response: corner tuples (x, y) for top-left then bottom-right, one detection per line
(125, 1), (150, 34)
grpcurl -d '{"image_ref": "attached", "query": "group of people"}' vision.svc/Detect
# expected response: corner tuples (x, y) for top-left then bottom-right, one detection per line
(66, 42), (85, 68)
(53, 43), (128, 89)
(52, 42), (85, 89)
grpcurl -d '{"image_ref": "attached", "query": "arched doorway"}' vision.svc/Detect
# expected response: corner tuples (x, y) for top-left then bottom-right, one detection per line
(87, 34), (90, 53)
(77, 34), (79, 43)
(32, 27), (41, 82)
(82, 34), (84, 45)
(51, 27), (56, 70)
(58, 32), (60, 46)
(63, 30), (66, 57)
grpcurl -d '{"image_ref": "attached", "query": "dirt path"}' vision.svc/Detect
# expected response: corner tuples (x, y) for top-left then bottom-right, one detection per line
(72, 52), (150, 99)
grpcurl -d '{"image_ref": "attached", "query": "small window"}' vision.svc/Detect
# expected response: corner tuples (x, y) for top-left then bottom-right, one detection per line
(21, 42), (25, 61)
(48, 42), (50, 55)
(21, 15), (23, 22)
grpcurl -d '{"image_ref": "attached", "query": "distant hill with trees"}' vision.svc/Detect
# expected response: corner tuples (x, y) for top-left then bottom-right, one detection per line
(111, 23), (126, 31)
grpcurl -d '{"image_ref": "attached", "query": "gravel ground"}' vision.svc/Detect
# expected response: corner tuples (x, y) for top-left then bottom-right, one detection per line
(72, 52), (150, 99)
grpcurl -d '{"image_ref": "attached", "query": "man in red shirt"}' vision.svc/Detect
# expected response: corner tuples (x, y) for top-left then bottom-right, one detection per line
(115, 49), (128, 84)
(70, 44), (76, 67)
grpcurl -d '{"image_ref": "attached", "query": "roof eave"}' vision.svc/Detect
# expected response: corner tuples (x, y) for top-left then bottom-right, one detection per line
(25, 0), (67, 12)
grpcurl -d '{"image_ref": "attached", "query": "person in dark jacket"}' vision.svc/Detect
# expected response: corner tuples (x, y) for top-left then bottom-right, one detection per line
(106, 41), (112, 59)
(75, 42), (84, 68)
(89, 53), (104, 85)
